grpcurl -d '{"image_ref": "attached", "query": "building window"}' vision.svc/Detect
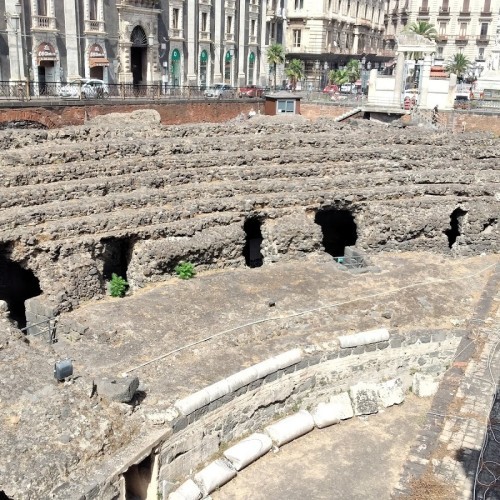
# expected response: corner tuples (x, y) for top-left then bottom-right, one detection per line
(89, 0), (98, 20)
(480, 23), (488, 36)
(461, 0), (469, 12)
(295, 0), (303, 9)
(277, 100), (295, 113)
(459, 22), (467, 37)
(248, 52), (255, 85)
(173, 8), (180, 29)
(227, 16), (233, 34)
(478, 47), (485, 59)
(483, 0), (491, 12)
(437, 46), (444, 58)
(201, 12), (207, 32)
(293, 29), (301, 48)
(37, 0), (47, 16)
(251, 19), (256, 36)
(439, 22), (447, 34)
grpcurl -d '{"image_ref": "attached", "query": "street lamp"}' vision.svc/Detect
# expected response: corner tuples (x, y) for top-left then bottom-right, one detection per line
(314, 60), (320, 90)
(4, 1), (22, 82)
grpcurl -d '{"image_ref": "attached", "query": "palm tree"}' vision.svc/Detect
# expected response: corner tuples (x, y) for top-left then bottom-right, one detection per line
(406, 21), (437, 40)
(329, 69), (349, 86)
(445, 53), (471, 80)
(345, 59), (361, 83)
(285, 59), (304, 91)
(267, 44), (285, 90)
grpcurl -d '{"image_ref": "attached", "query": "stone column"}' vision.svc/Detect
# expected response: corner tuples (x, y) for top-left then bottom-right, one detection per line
(237, 0), (246, 87)
(419, 53), (432, 109)
(393, 50), (405, 106)
(63, 0), (80, 80)
(214, 0), (222, 83)
(5, 0), (24, 82)
(187, 0), (197, 85)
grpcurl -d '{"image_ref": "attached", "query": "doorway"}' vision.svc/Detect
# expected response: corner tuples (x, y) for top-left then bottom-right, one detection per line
(101, 237), (133, 283)
(315, 208), (357, 258)
(444, 208), (468, 249)
(243, 218), (263, 268)
(0, 253), (42, 329)
(130, 26), (148, 85)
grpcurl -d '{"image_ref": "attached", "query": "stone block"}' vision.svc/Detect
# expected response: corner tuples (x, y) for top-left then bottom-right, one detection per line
(273, 349), (303, 369)
(339, 328), (390, 348)
(349, 382), (379, 416)
(377, 378), (405, 407)
(412, 373), (440, 398)
(311, 401), (341, 428)
(225, 367), (258, 392)
(95, 376), (139, 403)
(223, 433), (273, 471)
(328, 392), (354, 420)
(193, 459), (236, 496)
(168, 479), (202, 500)
(265, 410), (315, 447)
(175, 390), (211, 416)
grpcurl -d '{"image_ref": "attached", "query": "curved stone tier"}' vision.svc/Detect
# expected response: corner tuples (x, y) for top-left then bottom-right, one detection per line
(0, 117), (498, 318)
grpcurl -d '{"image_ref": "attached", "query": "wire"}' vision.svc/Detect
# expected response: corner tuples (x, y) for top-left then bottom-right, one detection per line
(122, 260), (498, 374)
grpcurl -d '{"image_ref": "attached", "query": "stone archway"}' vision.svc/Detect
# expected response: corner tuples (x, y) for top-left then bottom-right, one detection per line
(0, 109), (59, 129)
(131, 26), (148, 86)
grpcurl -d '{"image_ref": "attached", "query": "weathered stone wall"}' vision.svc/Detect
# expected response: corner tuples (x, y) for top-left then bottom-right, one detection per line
(0, 114), (497, 319)
(50, 328), (463, 499)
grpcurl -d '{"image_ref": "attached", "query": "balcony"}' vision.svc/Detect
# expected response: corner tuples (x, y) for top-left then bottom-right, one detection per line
(118, 0), (158, 7)
(169, 28), (184, 40)
(199, 31), (211, 41)
(383, 34), (396, 40)
(476, 34), (490, 43)
(458, 10), (471, 17)
(438, 6), (450, 15)
(224, 32), (235, 42)
(417, 6), (430, 17)
(32, 15), (57, 31)
(436, 34), (448, 42)
(455, 35), (469, 44)
(84, 20), (105, 33)
(355, 18), (372, 28)
(249, 35), (258, 45)
(479, 10), (492, 17)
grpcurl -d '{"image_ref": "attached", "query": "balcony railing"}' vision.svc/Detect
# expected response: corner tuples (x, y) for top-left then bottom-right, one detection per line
(436, 34), (448, 42)
(169, 28), (183, 39)
(458, 10), (471, 16)
(480, 10), (492, 16)
(438, 6), (450, 15)
(84, 20), (105, 33)
(476, 34), (490, 43)
(418, 6), (429, 15)
(455, 35), (469, 43)
(32, 15), (57, 30)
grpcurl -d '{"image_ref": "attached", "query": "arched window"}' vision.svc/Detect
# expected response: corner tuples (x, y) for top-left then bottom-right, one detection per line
(130, 26), (147, 47)
(248, 52), (255, 85)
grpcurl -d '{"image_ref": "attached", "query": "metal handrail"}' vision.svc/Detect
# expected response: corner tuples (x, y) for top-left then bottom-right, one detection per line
(20, 318), (56, 344)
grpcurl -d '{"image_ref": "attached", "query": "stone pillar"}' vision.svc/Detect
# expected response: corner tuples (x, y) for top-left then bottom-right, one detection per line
(419, 53), (432, 109)
(187, 0), (197, 85)
(5, 0), (24, 82)
(63, 0), (80, 80)
(214, 0), (223, 83)
(237, 0), (247, 87)
(393, 51), (405, 106)
(352, 29), (359, 54)
(447, 73), (457, 110)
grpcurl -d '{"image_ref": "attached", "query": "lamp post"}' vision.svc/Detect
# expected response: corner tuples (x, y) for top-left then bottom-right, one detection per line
(5, 1), (23, 82)
(314, 60), (320, 90)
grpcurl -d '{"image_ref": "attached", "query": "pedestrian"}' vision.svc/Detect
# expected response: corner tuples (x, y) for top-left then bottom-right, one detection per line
(432, 105), (439, 125)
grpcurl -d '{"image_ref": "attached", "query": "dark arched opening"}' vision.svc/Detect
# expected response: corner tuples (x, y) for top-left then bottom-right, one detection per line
(0, 491), (14, 500)
(124, 454), (153, 499)
(315, 208), (357, 257)
(243, 218), (263, 268)
(0, 254), (42, 328)
(130, 26), (148, 86)
(101, 237), (133, 283)
(0, 120), (48, 130)
(444, 208), (468, 248)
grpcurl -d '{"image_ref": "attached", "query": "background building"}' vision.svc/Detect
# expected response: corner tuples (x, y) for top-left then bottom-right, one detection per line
(0, 0), (266, 89)
(384, 0), (500, 78)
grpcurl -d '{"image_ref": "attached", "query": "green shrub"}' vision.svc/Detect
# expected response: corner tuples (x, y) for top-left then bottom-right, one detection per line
(175, 262), (196, 280)
(109, 273), (128, 297)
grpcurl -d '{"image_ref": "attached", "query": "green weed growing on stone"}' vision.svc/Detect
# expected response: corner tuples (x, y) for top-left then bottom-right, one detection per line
(175, 262), (196, 280)
(109, 273), (128, 297)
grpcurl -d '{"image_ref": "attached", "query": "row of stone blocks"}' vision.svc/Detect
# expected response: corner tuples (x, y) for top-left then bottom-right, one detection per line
(169, 377), (406, 500)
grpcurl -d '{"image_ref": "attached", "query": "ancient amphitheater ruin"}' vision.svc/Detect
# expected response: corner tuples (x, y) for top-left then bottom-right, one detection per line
(0, 109), (498, 500)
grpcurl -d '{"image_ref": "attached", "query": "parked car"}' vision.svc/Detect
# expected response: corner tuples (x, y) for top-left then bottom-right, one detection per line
(59, 79), (109, 99)
(203, 84), (236, 99)
(323, 84), (339, 94)
(238, 85), (265, 98)
(340, 83), (357, 94)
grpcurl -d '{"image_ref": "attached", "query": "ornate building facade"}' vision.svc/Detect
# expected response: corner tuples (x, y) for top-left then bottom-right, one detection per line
(384, 0), (500, 76)
(0, 0), (269, 87)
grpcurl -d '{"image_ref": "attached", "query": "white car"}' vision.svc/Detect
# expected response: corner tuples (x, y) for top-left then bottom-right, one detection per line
(203, 84), (236, 99)
(59, 79), (109, 99)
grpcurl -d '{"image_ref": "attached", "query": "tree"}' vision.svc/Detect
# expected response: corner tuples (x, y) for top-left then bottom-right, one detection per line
(345, 59), (361, 83)
(445, 53), (471, 80)
(285, 59), (304, 91)
(406, 21), (437, 40)
(267, 44), (285, 90)
(328, 69), (349, 86)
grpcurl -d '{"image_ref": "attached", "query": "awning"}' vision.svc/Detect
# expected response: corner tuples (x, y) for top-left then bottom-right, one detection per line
(89, 57), (109, 68)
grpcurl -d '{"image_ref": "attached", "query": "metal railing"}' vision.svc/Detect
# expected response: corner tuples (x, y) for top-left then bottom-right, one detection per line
(334, 255), (365, 269)
(20, 318), (56, 344)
